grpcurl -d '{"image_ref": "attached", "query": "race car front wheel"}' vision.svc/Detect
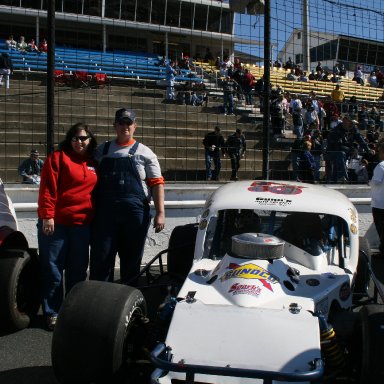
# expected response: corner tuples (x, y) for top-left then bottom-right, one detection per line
(357, 304), (384, 383)
(52, 280), (147, 384)
(0, 249), (41, 332)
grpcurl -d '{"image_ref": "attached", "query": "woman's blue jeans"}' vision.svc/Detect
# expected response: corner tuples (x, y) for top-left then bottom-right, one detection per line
(38, 221), (90, 316)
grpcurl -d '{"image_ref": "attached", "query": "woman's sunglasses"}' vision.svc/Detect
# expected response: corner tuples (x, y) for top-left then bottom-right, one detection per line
(71, 136), (90, 142)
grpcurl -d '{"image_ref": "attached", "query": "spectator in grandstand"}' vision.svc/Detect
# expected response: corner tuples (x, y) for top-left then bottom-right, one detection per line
(5, 34), (17, 50)
(294, 65), (303, 77)
(220, 55), (233, 77)
(0, 52), (14, 89)
(233, 57), (243, 71)
(39, 38), (48, 53)
(37, 123), (98, 330)
(273, 59), (282, 68)
(339, 63), (347, 77)
(322, 71), (331, 82)
(226, 128), (246, 181)
(376, 69), (384, 88)
(353, 65), (364, 86)
(165, 60), (177, 100)
(180, 56), (191, 70)
(254, 75), (268, 112)
(242, 68), (255, 105)
(286, 72), (297, 81)
(27, 38), (39, 53)
(311, 130), (323, 182)
(17, 35), (27, 52)
(215, 56), (221, 70)
(323, 96), (338, 131)
(90, 108), (165, 286)
(308, 70), (316, 81)
(331, 84), (345, 107)
(298, 141), (315, 183)
(271, 93), (286, 135)
(370, 143), (384, 258)
(348, 96), (358, 116)
(298, 71), (309, 82)
(333, 62), (341, 76)
(358, 104), (369, 130)
(315, 70), (324, 81)
(316, 62), (323, 73)
(18, 149), (44, 184)
(331, 74), (339, 83)
(325, 117), (350, 183)
(369, 106), (382, 131)
(291, 96), (304, 138)
(304, 104), (319, 132)
(222, 75), (236, 115)
(368, 71), (378, 87)
(204, 47), (214, 63)
(203, 126), (226, 181)
(285, 57), (294, 70)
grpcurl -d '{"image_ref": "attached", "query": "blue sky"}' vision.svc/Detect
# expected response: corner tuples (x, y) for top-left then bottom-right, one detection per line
(234, 0), (384, 60)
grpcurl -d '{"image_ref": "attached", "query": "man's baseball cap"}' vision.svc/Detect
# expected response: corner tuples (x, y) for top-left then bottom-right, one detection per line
(115, 108), (136, 124)
(30, 149), (39, 155)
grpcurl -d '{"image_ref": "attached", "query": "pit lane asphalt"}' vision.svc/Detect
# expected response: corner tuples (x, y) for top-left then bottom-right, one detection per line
(1, 259), (384, 384)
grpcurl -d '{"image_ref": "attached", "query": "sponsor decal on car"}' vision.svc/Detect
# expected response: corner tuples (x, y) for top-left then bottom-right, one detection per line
(348, 208), (357, 224)
(228, 283), (262, 297)
(220, 263), (279, 291)
(248, 181), (305, 195)
(255, 197), (292, 206)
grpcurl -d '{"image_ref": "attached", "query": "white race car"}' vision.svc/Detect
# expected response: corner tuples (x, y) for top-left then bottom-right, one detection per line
(51, 181), (384, 383)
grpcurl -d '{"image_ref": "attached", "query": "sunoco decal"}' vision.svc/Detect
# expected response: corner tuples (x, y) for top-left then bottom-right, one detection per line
(228, 283), (262, 297)
(248, 181), (305, 195)
(220, 263), (279, 291)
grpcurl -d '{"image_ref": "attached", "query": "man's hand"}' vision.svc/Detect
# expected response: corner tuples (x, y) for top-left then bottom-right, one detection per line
(154, 211), (165, 233)
(43, 218), (54, 235)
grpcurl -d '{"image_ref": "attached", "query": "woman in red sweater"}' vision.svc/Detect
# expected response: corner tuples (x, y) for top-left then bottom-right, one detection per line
(37, 123), (97, 330)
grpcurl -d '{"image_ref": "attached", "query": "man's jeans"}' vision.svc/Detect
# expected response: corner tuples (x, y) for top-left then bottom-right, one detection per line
(326, 150), (347, 182)
(205, 150), (221, 180)
(38, 221), (90, 316)
(0, 68), (11, 88)
(223, 92), (234, 114)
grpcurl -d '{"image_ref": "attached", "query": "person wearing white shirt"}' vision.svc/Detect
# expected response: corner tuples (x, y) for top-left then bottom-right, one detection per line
(370, 144), (384, 257)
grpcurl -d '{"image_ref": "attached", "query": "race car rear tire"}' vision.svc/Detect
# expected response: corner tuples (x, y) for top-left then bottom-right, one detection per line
(52, 280), (147, 384)
(354, 237), (371, 297)
(0, 249), (41, 332)
(167, 223), (198, 282)
(358, 304), (384, 383)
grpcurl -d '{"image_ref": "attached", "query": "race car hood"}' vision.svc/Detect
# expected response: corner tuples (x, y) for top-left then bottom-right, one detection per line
(178, 255), (352, 313)
(162, 300), (321, 383)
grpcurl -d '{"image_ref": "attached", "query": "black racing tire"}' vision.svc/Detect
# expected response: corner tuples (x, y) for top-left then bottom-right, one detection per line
(0, 249), (41, 332)
(52, 280), (147, 384)
(354, 237), (371, 296)
(358, 304), (384, 383)
(167, 223), (198, 282)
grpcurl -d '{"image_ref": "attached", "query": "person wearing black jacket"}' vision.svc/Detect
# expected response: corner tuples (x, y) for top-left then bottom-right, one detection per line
(0, 52), (13, 89)
(226, 128), (246, 181)
(222, 75), (236, 115)
(203, 126), (226, 181)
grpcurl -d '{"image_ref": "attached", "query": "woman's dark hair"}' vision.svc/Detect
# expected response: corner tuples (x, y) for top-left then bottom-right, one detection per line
(59, 123), (97, 156)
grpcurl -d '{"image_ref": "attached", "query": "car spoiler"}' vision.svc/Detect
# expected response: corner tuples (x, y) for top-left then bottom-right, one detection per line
(150, 342), (324, 383)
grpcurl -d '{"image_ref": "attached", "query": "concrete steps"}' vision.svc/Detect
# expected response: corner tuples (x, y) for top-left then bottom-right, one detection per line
(0, 77), (267, 182)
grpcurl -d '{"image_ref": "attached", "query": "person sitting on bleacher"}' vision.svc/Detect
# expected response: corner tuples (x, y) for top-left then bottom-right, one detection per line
(39, 38), (48, 53)
(299, 72), (309, 82)
(27, 38), (39, 53)
(5, 34), (17, 50)
(353, 65), (364, 86)
(17, 35), (28, 52)
(316, 61), (323, 73)
(368, 71), (378, 87)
